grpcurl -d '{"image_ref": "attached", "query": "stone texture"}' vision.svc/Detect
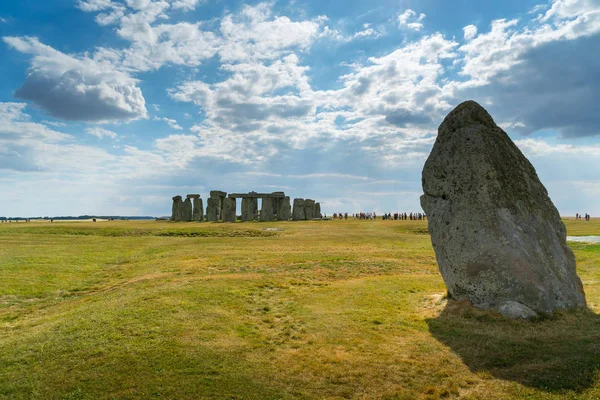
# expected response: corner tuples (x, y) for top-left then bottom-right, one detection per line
(241, 197), (258, 222)
(260, 197), (275, 222)
(182, 198), (193, 221)
(278, 196), (292, 220)
(206, 197), (219, 222)
(171, 196), (183, 221)
(315, 202), (322, 219)
(304, 199), (315, 220)
(192, 197), (204, 221)
(292, 198), (305, 221)
(497, 301), (538, 319)
(222, 197), (237, 223)
(187, 194), (200, 199)
(421, 100), (586, 317)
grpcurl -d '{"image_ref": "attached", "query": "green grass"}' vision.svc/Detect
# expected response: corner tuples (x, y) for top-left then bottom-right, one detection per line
(1, 218), (599, 399)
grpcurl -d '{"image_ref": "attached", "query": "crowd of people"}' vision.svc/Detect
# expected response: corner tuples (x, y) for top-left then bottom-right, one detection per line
(576, 213), (592, 221)
(329, 212), (426, 220)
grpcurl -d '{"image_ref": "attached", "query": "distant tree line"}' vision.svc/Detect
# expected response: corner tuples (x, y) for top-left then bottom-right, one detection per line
(0, 216), (156, 221)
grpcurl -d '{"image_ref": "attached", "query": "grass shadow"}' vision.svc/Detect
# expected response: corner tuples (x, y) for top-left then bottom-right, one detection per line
(426, 300), (600, 393)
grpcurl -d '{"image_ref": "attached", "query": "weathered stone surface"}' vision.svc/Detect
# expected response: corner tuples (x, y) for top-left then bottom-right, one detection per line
(229, 192), (285, 199)
(222, 197), (237, 223)
(304, 199), (315, 220)
(315, 202), (322, 219)
(187, 194), (200, 199)
(241, 197), (258, 222)
(420, 100), (586, 317)
(171, 196), (183, 221)
(182, 198), (193, 221)
(210, 190), (227, 197)
(278, 196), (292, 220)
(497, 301), (538, 319)
(260, 198), (275, 222)
(192, 198), (204, 221)
(292, 198), (305, 221)
(206, 198), (219, 222)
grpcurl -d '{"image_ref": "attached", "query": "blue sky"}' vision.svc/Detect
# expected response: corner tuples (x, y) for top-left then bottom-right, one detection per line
(1, 0), (599, 217)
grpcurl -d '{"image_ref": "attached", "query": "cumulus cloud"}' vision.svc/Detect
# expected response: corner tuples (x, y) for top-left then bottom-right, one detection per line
(463, 25), (477, 40)
(155, 116), (183, 130)
(398, 9), (426, 31)
(86, 127), (118, 138)
(3, 36), (147, 122)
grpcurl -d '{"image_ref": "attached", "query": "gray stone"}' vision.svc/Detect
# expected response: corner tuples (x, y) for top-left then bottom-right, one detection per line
(192, 197), (204, 221)
(229, 192), (285, 199)
(222, 197), (237, 223)
(420, 100), (586, 317)
(182, 198), (193, 221)
(171, 196), (183, 221)
(315, 202), (322, 219)
(497, 301), (538, 319)
(260, 197), (275, 222)
(209, 190), (227, 221)
(187, 194), (200, 199)
(278, 196), (292, 221)
(206, 197), (219, 222)
(241, 197), (258, 222)
(292, 198), (305, 221)
(304, 199), (315, 220)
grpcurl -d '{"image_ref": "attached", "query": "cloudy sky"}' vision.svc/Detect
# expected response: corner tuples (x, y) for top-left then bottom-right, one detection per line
(1, 0), (599, 217)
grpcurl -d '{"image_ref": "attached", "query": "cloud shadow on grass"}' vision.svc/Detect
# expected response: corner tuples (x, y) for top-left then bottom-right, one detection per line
(426, 300), (600, 393)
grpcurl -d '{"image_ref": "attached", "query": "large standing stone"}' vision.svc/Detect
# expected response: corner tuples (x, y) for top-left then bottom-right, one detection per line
(206, 198), (219, 222)
(171, 196), (183, 221)
(241, 197), (258, 222)
(260, 197), (275, 222)
(182, 198), (193, 221)
(278, 196), (292, 220)
(420, 100), (586, 318)
(292, 198), (305, 221)
(222, 197), (237, 222)
(210, 190), (227, 220)
(315, 202), (322, 219)
(192, 197), (204, 221)
(304, 199), (315, 220)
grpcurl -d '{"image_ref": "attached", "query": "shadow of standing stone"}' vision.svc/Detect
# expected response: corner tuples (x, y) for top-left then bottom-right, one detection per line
(426, 300), (600, 392)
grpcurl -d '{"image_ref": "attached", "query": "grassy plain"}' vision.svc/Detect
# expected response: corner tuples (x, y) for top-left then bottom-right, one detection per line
(1, 218), (600, 399)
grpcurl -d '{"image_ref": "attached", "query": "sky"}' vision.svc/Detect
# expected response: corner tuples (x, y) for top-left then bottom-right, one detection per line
(0, 0), (599, 217)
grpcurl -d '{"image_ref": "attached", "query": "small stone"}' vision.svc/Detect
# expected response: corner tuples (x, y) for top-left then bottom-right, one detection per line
(497, 301), (538, 319)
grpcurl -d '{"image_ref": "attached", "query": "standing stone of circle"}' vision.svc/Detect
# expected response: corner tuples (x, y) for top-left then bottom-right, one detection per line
(171, 196), (184, 221)
(278, 196), (292, 220)
(210, 190), (227, 220)
(241, 197), (258, 222)
(315, 202), (322, 219)
(260, 197), (275, 222)
(182, 198), (193, 221)
(222, 197), (237, 223)
(271, 192), (284, 218)
(420, 100), (586, 318)
(206, 197), (220, 222)
(292, 198), (306, 221)
(187, 195), (203, 222)
(304, 199), (315, 220)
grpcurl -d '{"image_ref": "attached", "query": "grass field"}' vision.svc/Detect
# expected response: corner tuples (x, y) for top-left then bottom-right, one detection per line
(1, 219), (600, 399)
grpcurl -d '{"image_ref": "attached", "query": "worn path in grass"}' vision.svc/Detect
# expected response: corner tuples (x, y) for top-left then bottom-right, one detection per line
(1, 219), (599, 399)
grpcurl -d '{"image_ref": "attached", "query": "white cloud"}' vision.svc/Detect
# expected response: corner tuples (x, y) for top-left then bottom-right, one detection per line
(171, 0), (201, 11)
(398, 9), (426, 31)
(155, 116), (183, 130)
(3, 36), (147, 122)
(86, 127), (118, 138)
(463, 24), (477, 41)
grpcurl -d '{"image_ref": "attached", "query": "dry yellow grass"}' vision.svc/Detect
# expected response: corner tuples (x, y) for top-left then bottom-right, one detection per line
(0, 218), (599, 399)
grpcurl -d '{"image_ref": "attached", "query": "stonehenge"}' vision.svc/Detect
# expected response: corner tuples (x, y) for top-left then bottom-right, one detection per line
(171, 190), (321, 222)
